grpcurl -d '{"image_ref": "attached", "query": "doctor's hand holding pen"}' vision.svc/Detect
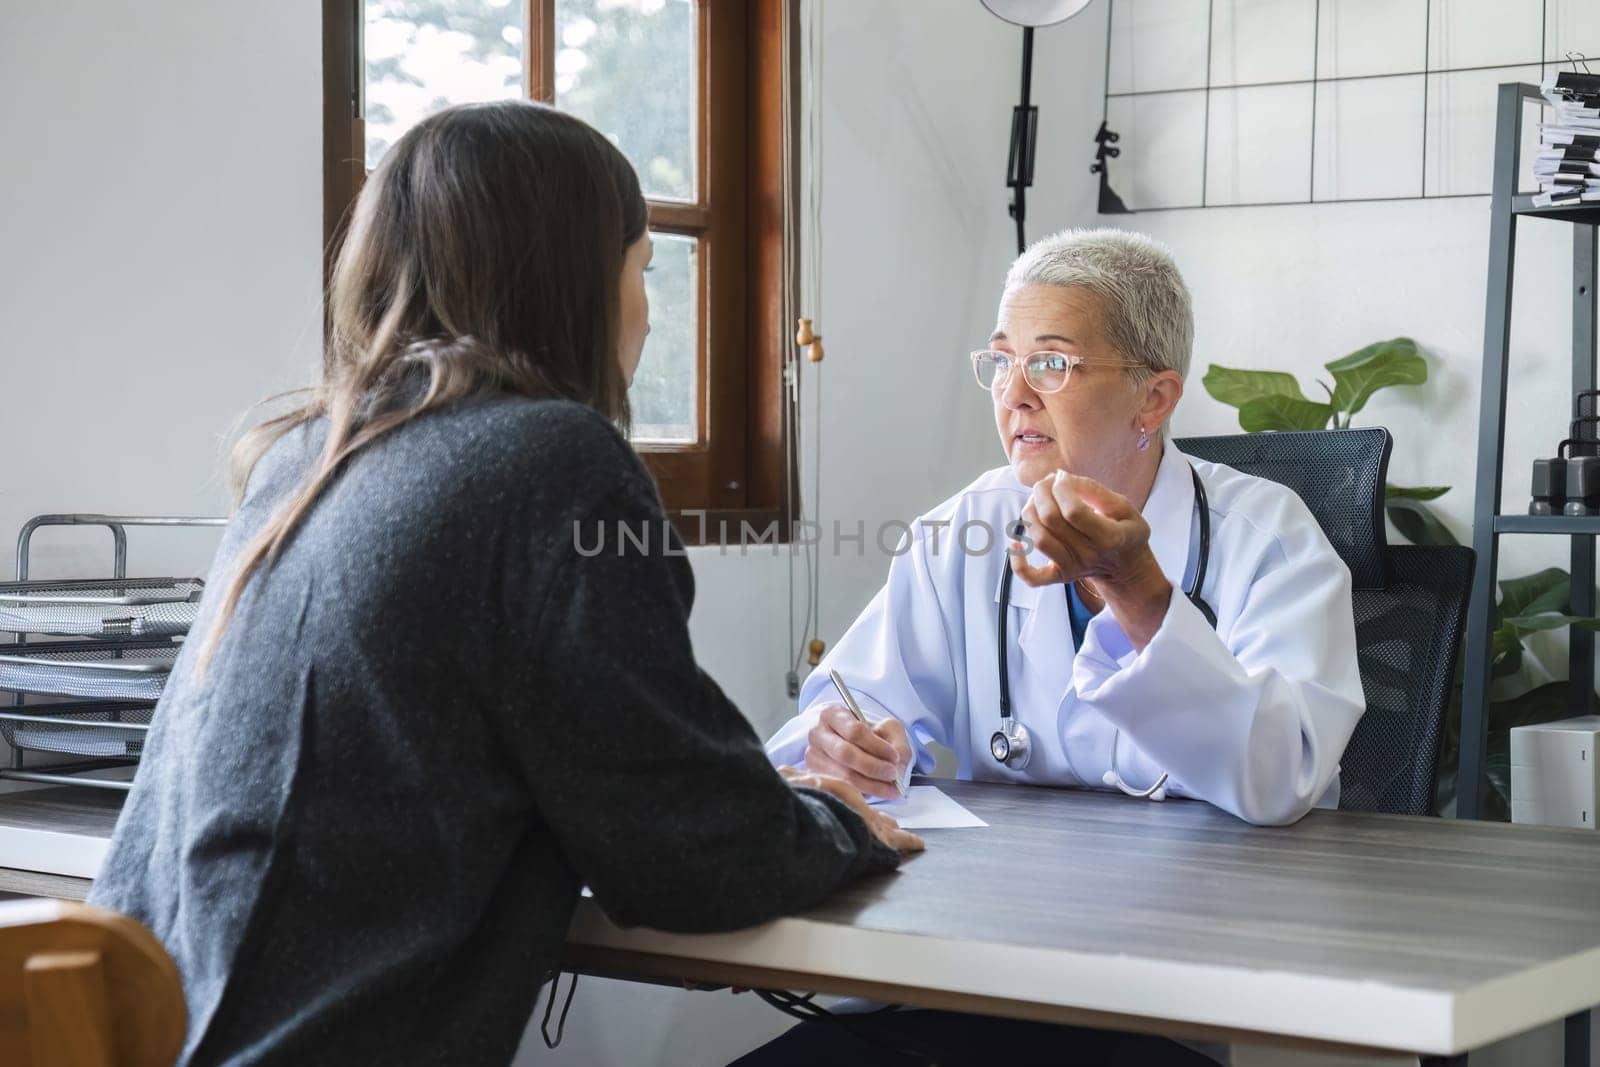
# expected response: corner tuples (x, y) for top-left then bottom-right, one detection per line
(799, 704), (915, 802)
(779, 764), (925, 853)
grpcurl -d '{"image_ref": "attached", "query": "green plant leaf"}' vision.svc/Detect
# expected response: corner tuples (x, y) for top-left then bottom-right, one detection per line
(1499, 612), (1600, 636)
(1486, 573), (1581, 681)
(1325, 337), (1427, 416)
(1384, 497), (1460, 546)
(1202, 365), (1310, 410)
(1486, 680), (1582, 732)
(1237, 395), (1335, 432)
(1324, 336), (1422, 373)
(1490, 624), (1523, 677)
(1384, 484), (1450, 501)
(1498, 567), (1571, 619)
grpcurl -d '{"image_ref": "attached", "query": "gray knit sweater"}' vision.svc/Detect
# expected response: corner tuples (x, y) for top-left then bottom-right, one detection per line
(88, 394), (898, 1065)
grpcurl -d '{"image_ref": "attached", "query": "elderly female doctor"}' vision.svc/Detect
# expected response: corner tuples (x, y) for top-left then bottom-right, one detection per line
(766, 229), (1366, 827)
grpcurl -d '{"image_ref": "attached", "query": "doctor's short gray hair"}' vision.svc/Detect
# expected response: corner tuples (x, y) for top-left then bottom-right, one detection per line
(1004, 228), (1194, 382)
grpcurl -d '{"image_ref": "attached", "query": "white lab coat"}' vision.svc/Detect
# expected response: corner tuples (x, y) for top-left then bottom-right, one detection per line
(766, 439), (1366, 826)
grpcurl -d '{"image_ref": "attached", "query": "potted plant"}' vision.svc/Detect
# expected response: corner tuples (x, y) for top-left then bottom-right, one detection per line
(1204, 338), (1598, 819)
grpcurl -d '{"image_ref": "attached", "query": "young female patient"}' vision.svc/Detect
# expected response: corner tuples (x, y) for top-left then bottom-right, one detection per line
(88, 100), (920, 1066)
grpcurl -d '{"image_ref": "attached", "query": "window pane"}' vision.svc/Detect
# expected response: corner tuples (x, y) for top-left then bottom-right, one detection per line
(555, 0), (695, 201)
(630, 234), (697, 443)
(364, 0), (526, 169)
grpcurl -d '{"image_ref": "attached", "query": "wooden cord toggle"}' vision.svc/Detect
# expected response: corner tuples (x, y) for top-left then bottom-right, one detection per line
(796, 318), (823, 363)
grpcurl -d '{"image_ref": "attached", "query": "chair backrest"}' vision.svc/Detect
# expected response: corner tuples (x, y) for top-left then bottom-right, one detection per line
(0, 898), (184, 1067)
(1176, 429), (1475, 815)
(1345, 545), (1475, 815)
(1176, 427), (1391, 589)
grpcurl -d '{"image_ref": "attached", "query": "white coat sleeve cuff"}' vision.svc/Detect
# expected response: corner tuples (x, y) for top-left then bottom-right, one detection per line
(1073, 581), (1210, 680)
(1072, 583), (1227, 706)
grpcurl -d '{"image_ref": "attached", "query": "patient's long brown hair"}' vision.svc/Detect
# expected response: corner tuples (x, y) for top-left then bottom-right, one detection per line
(195, 101), (648, 676)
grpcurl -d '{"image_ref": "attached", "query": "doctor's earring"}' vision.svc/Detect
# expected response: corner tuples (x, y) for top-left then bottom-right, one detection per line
(1137, 426), (1151, 452)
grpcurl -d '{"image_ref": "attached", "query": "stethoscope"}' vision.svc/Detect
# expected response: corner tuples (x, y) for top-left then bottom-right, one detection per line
(989, 465), (1217, 800)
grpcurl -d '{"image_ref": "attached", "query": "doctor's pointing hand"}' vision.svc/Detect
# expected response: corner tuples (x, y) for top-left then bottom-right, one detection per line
(1014, 470), (1174, 652)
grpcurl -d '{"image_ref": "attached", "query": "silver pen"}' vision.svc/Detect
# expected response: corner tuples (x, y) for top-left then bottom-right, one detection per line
(828, 669), (869, 724)
(828, 670), (910, 797)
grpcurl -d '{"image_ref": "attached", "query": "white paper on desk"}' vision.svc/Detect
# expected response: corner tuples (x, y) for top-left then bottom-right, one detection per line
(868, 786), (986, 829)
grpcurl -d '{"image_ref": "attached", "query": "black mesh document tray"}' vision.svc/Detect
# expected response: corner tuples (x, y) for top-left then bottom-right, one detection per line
(0, 638), (179, 701)
(0, 700), (153, 759)
(0, 577), (202, 638)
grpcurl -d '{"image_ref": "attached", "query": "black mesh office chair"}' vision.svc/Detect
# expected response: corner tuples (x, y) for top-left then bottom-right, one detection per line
(1175, 429), (1475, 816)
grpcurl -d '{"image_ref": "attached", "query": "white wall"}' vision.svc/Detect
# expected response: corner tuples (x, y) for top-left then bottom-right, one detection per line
(0, 0), (322, 581)
(2, 0), (1589, 1064)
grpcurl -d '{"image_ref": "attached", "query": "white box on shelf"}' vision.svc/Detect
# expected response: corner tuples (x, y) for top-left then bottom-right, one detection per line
(1510, 715), (1600, 829)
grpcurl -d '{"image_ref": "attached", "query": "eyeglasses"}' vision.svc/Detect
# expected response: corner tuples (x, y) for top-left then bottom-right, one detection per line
(969, 349), (1146, 394)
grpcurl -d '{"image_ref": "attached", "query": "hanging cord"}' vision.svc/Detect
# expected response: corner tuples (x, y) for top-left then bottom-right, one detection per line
(539, 971), (580, 1049)
(753, 990), (939, 1065)
(782, 0), (799, 687)
(788, 0), (825, 684)
(809, 332), (822, 649)
(803, 0), (824, 672)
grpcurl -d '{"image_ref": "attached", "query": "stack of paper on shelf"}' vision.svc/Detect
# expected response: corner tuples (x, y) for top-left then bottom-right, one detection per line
(1536, 70), (1600, 208)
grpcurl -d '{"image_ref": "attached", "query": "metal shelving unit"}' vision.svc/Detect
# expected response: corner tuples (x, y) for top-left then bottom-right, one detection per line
(1457, 82), (1600, 1067)
(1493, 515), (1600, 534)
(1460, 83), (1600, 828)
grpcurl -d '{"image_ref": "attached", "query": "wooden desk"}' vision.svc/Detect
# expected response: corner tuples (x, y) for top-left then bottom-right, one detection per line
(564, 780), (1600, 1065)
(5, 780), (1597, 1062)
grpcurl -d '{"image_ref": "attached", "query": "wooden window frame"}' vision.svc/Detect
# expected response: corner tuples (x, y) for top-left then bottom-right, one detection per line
(323, 0), (796, 544)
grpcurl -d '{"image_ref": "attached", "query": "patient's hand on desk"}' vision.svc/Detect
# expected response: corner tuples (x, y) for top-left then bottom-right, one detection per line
(801, 704), (914, 802)
(780, 765), (924, 854)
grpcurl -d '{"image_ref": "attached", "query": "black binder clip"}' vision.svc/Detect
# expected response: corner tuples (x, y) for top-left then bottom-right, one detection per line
(1533, 441), (1573, 515)
(1566, 451), (1600, 515)
(1577, 388), (1600, 427)
(1555, 53), (1600, 106)
(1564, 416), (1600, 514)
(1533, 409), (1600, 514)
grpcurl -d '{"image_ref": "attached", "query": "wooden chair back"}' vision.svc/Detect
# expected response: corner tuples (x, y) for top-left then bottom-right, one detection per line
(0, 898), (184, 1067)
